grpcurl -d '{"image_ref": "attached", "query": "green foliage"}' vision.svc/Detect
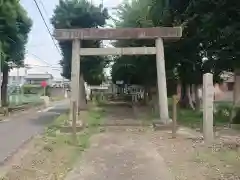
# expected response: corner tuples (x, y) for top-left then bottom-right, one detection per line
(112, 0), (239, 88)
(51, 0), (109, 85)
(22, 85), (51, 96)
(0, 0), (32, 106)
(0, 0), (32, 65)
(87, 107), (105, 127)
(111, 0), (157, 86)
(232, 108), (240, 124)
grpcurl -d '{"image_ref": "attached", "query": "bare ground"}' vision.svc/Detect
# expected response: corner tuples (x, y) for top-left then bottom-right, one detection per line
(65, 104), (240, 180)
(1, 136), (79, 180)
(1, 103), (240, 180)
(65, 131), (175, 180)
(149, 130), (240, 180)
(64, 128), (240, 180)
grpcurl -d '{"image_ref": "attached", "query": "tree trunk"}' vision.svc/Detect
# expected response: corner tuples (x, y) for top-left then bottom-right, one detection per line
(191, 84), (196, 102)
(148, 86), (153, 102)
(187, 84), (195, 110)
(176, 83), (181, 98)
(78, 74), (87, 111)
(149, 86), (159, 115)
(230, 69), (240, 123)
(194, 84), (201, 111)
(152, 92), (159, 116)
(179, 82), (190, 108)
(1, 67), (8, 107)
(179, 81), (195, 109)
(143, 86), (150, 105)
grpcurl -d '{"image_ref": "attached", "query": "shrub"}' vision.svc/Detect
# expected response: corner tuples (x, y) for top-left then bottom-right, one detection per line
(232, 107), (240, 124)
(214, 103), (231, 124)
(22, 85), (51, 96)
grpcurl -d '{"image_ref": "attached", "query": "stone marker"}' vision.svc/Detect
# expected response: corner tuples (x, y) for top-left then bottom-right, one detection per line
(64, 90), (68, 98)
(40, 96), (50, 107)
(203, 73), (214, 144)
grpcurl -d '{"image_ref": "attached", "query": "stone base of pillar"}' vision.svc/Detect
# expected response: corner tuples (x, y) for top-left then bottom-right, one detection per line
(65, 119), (83, 127)
(152, 119), (173, 130)
(78, 110), (88, 124)
(152, 119), (172, 125)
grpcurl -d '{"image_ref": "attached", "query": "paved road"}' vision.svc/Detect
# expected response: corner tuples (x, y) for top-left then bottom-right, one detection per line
(0, 100), (69, 164)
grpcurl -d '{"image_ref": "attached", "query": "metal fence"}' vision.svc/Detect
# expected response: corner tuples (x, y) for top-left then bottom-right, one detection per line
(7, 84), (43, 107)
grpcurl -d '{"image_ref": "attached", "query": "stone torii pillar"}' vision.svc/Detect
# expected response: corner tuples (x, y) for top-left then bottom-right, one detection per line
(70, 39), (81, 121)
(156, 38), (169, 124)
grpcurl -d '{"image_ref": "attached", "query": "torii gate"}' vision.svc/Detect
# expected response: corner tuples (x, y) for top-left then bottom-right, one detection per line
(54, 27), (182, 124)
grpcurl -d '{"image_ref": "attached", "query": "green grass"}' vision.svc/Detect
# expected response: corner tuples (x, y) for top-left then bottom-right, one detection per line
(9, 94), (44, 106)
(51, 96), (65, 102)
(45, 105), (105, 147)
(87, 107), (106, 126)
(175, 108), (202, 128)
(144, 98), (231, 128)
(171, 104), (230, 129)
(30, 107), (106, 178)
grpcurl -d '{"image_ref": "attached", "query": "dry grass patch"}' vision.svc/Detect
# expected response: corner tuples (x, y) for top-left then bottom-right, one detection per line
(192, 145), (240, 179)
(148, 131), (240, 180)
(2, 136), (79, 180)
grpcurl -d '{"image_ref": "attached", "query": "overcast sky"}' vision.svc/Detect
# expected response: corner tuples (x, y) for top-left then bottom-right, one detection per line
(17, 0), (122, 78)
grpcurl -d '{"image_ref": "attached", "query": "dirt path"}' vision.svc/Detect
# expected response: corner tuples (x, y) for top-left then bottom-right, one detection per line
(65, 129), (240, 180)
(65, 131), (174, 180)
(65, 104), (240, 180)
(66, 104), (174, 180)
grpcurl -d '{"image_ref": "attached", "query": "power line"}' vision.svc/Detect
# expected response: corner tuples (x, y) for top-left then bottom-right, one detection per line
(27, 52), (56, 66)
(33, 0), (61, 55)
(39, 0), (49, 18)
(25, 64), (61, 68)
(24, 50), (60, 68)
(6, 36), (60, 68)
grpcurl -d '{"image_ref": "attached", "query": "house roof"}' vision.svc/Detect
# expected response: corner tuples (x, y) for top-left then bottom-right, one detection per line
(25, 73), (53, 79)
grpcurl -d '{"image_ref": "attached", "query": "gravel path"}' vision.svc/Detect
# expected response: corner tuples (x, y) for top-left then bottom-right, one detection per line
(65, 131), (174, 180)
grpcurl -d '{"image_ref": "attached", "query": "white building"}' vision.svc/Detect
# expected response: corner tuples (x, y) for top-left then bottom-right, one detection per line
(8, 67), (53, 86)
(7, 55), (62, 86)
(25, 73), (53, 85)
(8, 68), (26, 85)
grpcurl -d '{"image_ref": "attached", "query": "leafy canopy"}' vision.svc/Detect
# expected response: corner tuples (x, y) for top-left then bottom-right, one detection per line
(51, 0), (109, 85)
(0, 0), (32, 66)
(111, 0), (240, 86)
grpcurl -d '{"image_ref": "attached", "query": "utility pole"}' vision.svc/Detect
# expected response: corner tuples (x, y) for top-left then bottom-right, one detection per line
(16, 66), (20, 105)
(62, 75), (64, 91)
(0, 42), (2, 107)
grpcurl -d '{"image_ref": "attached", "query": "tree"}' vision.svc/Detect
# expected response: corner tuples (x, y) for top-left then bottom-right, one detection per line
(111, 0), (240, 112)
(51, 0), (109, 84)
(112, 0), (157, 87)
(103, 0), (240, 115)
(111, 0), (179, 104)
(0, 0), (32, 106)
(51, 0), (109, 109)
(176, 0), (240, 109)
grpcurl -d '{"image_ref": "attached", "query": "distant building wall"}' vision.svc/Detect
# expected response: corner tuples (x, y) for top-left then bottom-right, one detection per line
(8, 76), (25, 85)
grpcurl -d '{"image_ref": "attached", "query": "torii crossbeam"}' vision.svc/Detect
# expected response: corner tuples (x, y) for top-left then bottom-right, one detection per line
(54, 27), (182, 124)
